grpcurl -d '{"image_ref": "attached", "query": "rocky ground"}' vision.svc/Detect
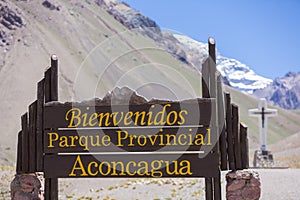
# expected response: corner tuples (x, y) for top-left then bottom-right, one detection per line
(1, 166), (300, 199)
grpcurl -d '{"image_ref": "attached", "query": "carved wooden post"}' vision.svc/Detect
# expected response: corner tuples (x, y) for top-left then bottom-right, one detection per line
(202, 37), (221, 200)
(44, 55), (59, 200)
(225, 92), (235, 171)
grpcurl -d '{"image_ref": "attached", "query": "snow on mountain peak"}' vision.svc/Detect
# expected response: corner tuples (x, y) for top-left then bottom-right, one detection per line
(173, 33), (272, 93)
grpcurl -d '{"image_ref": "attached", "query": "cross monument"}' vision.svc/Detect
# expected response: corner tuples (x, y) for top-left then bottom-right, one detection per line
(249, 98), (277, 153)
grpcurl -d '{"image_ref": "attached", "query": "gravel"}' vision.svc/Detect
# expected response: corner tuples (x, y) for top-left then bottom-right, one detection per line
(58, 169), (300, 200)
(2, 167), (300, 199)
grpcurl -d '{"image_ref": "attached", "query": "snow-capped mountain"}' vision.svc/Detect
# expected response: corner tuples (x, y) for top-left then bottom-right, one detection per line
(253, 72), (300, 109)
(97, 0), (272, 94)
(96, 0), (300, 110)
(173, 34), (272, 93)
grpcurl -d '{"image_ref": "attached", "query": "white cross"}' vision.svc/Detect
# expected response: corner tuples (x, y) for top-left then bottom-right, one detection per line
(248, 98), (277, 152)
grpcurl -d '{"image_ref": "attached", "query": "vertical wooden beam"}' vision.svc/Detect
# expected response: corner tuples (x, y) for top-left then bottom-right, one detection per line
(208, 37), (218, 154)
(225, 92), (235, 171)
(16, 131), (22, 174)
(21, 113), (29, 173)
(208, 37), (219, 200)
(217, 74), (227, 171)
(208, 37), (216, 99)
(232, 104), (242, 170)
(208, 37), (216, 63)
(44, 55), (59, 200)
(202, 40), (213, 200)
(202, 58), (210, 98)
(50, 55), (58, 101)
(28, 101), (37, 173)
(213, 171), (221, 200)
(240, 123), (249, 169)
(36, 79), (45, 171)
(205, 177), (213, 200)
(44, 67), (51, 200)
(44, 68), (51, 103)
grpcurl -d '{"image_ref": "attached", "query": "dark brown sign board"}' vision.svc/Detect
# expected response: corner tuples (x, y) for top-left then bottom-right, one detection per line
(43, 99), (219, 178)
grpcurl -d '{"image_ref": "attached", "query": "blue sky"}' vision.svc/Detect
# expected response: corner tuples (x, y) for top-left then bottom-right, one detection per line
(123, 0), (300, 79)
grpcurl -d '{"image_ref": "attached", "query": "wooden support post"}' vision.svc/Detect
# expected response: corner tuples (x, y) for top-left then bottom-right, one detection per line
(44, 68), (51, 103)
(44, 55), (59, 200)
(208, 37), (216, 63)
(205, 177), (213, 200)
(213, 171), (221, 200)
(202, 41), (213, 200)
(240, 123), (249, 169)
(203, 37), (222, 200)
(232, 104), (242, 170)
(202, 58), (210, 98)
(217, 74), (227, 170)
(208, 37), (216, 99)
(44, 68), (52, 200)
(21, 113), (29, 173)
(209, 38), (222, 200)
(225, 92), (235, 171)
(16, 131), (22, 174)
(28, 101), (37, 173)
(36, 79), (45, 171)
(50, 55), (58, 101)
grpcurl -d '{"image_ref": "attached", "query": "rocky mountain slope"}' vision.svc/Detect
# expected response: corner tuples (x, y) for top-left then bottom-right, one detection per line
(173, 34), (273, 93)
(254, 72), (300, 110)
(96, 0), (192, 67)
(0, 0), (200, 165)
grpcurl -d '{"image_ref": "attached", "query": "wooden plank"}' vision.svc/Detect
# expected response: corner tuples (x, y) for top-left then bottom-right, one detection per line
(44, 68), (51, 103)
(16, 131), (22, 174)
(232, 104), (242, 170)
(44, 153), (219, 178)
(29, 101), (37, 173)
(45, 63), (52, 117)
(208, 37), (219, 167)
(44, 178), (58, 200)
(225, 93), (235, 171)
(219, 127), (227, 170)
(202, 58), (210, 98)
(44, 67), (52, 200)
(45, 178), (58, 200)
(205, 178), (213, 200)
(21, 113), (29, 173)
(36, 79), (45, 171)
(208, 37), (216, 99)
(217, 74), (227, 170)
(44, 99), (215, 129)
(46, 55), (58, 200)
(50, 179), (58, 200)
(240, 123), (249, 169)
(50, 55), (58, 101)
(208, 37), (216, 63)
(44, 179), (50, 200)
(44, 127), (211, 153)
(213, 171), (221, 200)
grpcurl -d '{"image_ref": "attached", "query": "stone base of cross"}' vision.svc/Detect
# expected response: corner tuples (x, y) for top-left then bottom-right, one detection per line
(253, 150), (274, 168)
(249, 98), (277, 167)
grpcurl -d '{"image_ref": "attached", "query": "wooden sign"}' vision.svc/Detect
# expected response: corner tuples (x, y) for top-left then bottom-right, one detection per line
(43, 99), (219, 178)
(15, 41), (250, 200)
